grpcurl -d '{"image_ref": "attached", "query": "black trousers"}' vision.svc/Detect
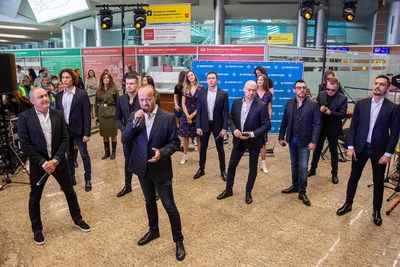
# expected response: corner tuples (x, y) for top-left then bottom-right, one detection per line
(29, 161), (82, 233)
(310, 131), (339, 175)
(139, 176), (183, 243)
(226, 145), (260, 192)
(199, 123), (226, 172)
(345, 145), (387, 211)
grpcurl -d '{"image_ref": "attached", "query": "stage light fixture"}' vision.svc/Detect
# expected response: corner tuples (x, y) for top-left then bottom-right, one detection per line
(342, 0), (358, 21)
(100, 8), (113, 30)
(300, 0), (315, 20)
(133, 8), (147, 29)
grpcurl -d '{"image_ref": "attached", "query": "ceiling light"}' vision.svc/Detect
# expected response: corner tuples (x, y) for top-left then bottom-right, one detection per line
(133, 8), (147, 29)
(300, 0), (315, 20)
(0, 34), (30, 39)
(0, 25), (40, 31)
(100, 8), (113, 30)
(0, 39), (10, 42)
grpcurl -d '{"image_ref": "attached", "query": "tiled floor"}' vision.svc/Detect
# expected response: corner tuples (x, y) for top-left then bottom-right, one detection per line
(1, 133), (400, 266)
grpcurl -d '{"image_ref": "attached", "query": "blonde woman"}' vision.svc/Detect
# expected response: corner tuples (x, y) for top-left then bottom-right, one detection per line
(95, 70), (119, 160)
(177, 70), (204, 164)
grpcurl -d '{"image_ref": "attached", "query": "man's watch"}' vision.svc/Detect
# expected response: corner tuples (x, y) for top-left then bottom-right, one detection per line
(52, 159), (59, 166)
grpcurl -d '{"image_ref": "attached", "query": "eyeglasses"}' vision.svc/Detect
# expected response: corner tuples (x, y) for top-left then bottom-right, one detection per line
(294, 86), (307, 90)
(326, 89), (337, 92)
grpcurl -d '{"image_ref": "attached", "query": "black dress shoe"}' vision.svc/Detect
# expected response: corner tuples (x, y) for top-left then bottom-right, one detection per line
(332, 174), (339, 184)
(298, 194), (311, 206)
(193, 169), (205, 179)
(308, 169), (316, 177)
(117, 186), (132, 197)
(138, 231), (160, 246)
(176, 241), (186, 261)
(372, 211), (382, 226)
(221, 171), (227, 181)
(85, 180), (92, 192)
(217, 189), (233, 200)
(245, 191), (253, 204)
(336, 203), (352, 216)
(281, 185), (298, 194)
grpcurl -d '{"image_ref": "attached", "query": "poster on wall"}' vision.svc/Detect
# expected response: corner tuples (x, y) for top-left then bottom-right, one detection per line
(81, 47), (136, 90)
(192, 61), (304, 133)
(40, 49), (82, 76)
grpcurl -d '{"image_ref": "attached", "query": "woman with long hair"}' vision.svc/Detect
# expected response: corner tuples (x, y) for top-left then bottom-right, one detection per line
(95, 70), (119, 160)
(28, 68), (37, 85)
(174, 70), (186, 125)
(4, 91), (33, 116)
(254, 66), (275, 95)
(177, 70), (203, 165)
(256, 74), (273, 174)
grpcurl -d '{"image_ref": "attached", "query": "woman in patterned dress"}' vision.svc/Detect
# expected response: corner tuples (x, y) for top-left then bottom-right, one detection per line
(256, 74), (273, 174)
(178, 70), (203, 165)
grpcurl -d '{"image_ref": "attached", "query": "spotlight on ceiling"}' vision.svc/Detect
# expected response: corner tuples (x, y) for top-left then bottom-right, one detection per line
(300, 0), (315, 20)
(100, 8), (113, 30)
(342, 0), (358, 21)
(133, 8), (148, 29)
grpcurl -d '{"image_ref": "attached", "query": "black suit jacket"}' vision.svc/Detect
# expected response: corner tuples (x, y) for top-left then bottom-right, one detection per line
(18, 108), (69, 168)
(115, 93), (140, 132)
(279, 97), (320, 146)
(196, 88), (229, 135)
(121, 108), (180, 181)
(348, 97), (400, 157)
(229, 98), (270, 150)
(55, 88), (91, 137)
(316, 91), (348, 136)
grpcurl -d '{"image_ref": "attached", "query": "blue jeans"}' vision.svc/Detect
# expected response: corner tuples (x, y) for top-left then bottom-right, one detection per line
(67, 132), (91, 182)
(139, 178), (183, 243)
(289, 137), (310, 195)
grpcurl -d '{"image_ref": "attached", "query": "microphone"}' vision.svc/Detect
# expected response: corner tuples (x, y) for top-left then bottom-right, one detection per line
(133, 116), (142, 128)
(36, 173), (50, 187)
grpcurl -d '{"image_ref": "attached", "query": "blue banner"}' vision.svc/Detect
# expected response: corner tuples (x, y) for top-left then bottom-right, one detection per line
(192, 61), (304, 133)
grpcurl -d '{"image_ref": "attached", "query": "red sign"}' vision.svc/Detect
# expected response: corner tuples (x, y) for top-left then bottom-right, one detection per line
(137, 46), (197, 55)
(163, 65), (173, 72)
(143, 29), (155, 41)
(198, 46), (265, 55)
(198, 55), (264, 61)
(81, 47), (136, 55)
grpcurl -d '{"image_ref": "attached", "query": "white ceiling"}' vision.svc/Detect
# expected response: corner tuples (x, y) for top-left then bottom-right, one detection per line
(0, 0), (389, 47)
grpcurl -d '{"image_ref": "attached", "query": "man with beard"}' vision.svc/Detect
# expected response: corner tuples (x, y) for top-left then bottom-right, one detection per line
(279, 80), (320, 206)
(336, 75), (400, 226)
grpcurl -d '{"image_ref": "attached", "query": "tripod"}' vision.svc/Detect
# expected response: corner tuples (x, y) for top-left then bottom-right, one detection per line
(0, 96), (30, 190)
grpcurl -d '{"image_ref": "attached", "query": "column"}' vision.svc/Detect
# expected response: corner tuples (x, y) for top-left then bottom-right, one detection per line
(95, 15), (103, 47)
(315, 5), (326, 48)
(385, 1), (400, 44)
(214, 0), (225, 45)
(297, 10), (307, 47)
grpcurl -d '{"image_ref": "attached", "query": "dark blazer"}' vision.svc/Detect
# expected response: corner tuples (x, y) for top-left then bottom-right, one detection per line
(18, 108), (69, 168)
(279, 97), (320, 146)
(55, 88), (91, 137)
(316, 91), (348, 136)
(121, 108), (180, 181)
(195, 88), (229, 135)
(115, 93), (140, 131)
(229, 98), (270, 150)
(348, 97), (400, 157)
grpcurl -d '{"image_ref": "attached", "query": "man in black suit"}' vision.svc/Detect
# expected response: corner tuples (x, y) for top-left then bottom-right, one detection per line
(55, 69), (92, 192)
(308, 77), (348, 184)
(337, 75), (400, 226)
(121, 84), (185, 261)
(279, 80), (320, 206)
(115, 75), (141, 197)
(217, 80), (270, 204)
(18, 87), (91, 246)
(194, 71), (229, 180)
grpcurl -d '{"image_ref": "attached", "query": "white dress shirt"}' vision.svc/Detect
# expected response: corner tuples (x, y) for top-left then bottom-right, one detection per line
(35, 108), (52, 157)
(207, 88), (217, 121)
(62, 87), (76, 125)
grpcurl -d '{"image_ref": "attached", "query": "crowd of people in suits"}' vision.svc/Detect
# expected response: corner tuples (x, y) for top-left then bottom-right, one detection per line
(8, 63), (399, 261)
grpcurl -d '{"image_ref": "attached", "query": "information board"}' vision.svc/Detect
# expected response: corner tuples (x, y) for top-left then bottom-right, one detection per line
(192, 61), (304, 133)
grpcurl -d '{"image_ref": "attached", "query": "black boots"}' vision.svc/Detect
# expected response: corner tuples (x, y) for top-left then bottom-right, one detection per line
(111, 142), (117, 160)
(102, 142), (110, 160)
